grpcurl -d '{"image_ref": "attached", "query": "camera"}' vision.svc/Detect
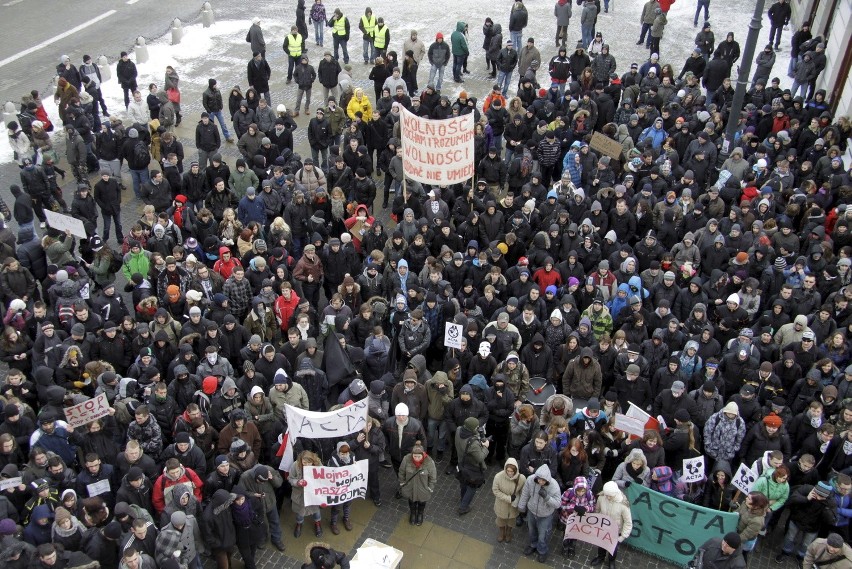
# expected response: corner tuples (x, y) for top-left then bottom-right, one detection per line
(477, 425), (493, 444)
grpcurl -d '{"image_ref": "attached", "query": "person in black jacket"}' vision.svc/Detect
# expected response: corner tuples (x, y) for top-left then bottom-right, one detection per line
(195, 113), (222, 169)
(246, 53), (272, 105)
(307, 108), (332, 168)
(202, 489), (238, 569)
(116, 51), (138, 108)
(767, 0), (791, 51)
(202, 79), (233, 143)
(486, 374), (515, 463)
(93, 171), (123, 244)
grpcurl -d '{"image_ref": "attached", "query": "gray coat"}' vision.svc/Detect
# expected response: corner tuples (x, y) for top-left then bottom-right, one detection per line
(398, 453), (437, 502)
(753, 50), (776, 82)
(518, 464), (561, 517)
(581, 2), (597, 26)
(247, 23), (266, 54)
(554, 1), (572, 26)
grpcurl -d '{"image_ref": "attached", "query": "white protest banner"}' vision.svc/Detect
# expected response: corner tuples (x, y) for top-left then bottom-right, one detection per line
(0, 476), (22, 491)
(400, 108), (475, 185)
(44, 210), (87, 239)
(444, 322), (463, 349)
(304, 459), (369, 507)
(731, 463), (758, 494)
(682, 456), (706, 483)
(63, 393), (110, 428)
(614, 413), (645, 437)
(285, 399), (369, 439)
(563, 513), (619, 554)
(626, 402), (651, 424)
(86, 479), (111, 497)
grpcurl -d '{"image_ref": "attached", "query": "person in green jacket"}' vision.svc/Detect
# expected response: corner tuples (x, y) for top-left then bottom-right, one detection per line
(229, 158), (260, 199)
(450, 21), (469, 83)
(752, 464), (790, 518)
(122, 241), (152, 281)
(455, 416), (489, 515)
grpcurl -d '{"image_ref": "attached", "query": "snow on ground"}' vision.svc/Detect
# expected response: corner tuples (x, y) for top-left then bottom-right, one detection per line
(2, 0), (798, 167)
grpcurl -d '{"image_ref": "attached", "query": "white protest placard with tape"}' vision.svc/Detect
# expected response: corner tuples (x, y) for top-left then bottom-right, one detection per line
(682, 456), (706, 483)
(86, 479), (111, 497)
(614, 413), (645, 437)
(400, 108), (475, 185)
(444, 322), (463, 349)
(63, 393), (110, 428)
(731, 463), (758, 494)
(45, 210), (87, 239)
(563, 513), (619, 554)
(0, 476), (22, 491)
(304, 459), (369, 507)
(285, 399), (368, 439)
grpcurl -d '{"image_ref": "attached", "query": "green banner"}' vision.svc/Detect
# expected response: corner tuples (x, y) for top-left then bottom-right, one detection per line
(624, 484), (738, 567)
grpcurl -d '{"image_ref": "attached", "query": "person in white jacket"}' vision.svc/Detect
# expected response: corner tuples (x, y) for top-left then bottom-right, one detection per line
(592, 481), (634, 568)
(518, 464), (562, 563)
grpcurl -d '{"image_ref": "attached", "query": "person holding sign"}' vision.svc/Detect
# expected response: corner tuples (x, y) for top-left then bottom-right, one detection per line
(289, 450), (324, 538)
(590, 482), (633, 569)
(559, 476), (596, 557)
(398, 440), (436, 526)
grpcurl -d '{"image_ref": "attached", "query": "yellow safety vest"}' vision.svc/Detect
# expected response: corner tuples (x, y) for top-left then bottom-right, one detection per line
(373, 25), (389, 49)
(286, 33), (302, 57)
(360, 14), (376, 37)
(333, 16), (347, 36)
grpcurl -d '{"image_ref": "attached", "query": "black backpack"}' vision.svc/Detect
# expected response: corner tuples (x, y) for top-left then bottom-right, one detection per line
(109, 248), (124, 273)
(132, 140), (150, 166)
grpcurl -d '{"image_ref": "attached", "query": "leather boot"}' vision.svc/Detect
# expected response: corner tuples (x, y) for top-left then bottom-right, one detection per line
(330, 521), (340, 535)
(314, 521), (323, 537)
(608, 559), (616, 569)
(591, 553), (606, 566)
(415, 502), (424, 525)
(408, 501), (416, 524)
(293, 523), (302, 538)
(343, 517), (352, 531)
(505, 527), (513, 542)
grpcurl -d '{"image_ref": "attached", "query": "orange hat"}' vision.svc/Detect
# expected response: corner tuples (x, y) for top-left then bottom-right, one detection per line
(167, 284), (180, 300)
(763, 413), (782, 428)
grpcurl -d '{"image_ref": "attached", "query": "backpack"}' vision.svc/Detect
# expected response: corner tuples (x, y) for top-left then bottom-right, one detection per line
(520, 150), (533, 178)
(132, 140), (150, 166)
(109, 248), (124, 273)
(56, 297), (76, 324)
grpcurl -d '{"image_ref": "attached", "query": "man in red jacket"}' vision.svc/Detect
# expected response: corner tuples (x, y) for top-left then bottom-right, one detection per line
(152, 458), (204, 515)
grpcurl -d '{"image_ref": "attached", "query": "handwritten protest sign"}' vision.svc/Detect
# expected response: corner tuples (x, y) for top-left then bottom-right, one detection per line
(589, 132), (623, 160)
(731, 463), (758, 494)
(87, 479), (111, 497)
(0, 476), (22, 491)
(285, 399), (368, 439)
(45, 210), (87, 239)
(563, 513), (619, 554)
(304, 459), (369, 507)
(63, 393), (110, 428)
(400, 108), (475, 185)
(682, 456), (706, 483)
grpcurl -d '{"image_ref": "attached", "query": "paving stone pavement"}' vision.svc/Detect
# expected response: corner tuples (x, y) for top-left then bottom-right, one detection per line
(204, 456), (788, 568)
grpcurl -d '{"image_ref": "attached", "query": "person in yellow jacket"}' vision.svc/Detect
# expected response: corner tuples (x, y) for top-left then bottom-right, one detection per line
(283, 25), (303, 83)
(346, 87), (373, 122)
(373, 17), (390, 60)
(359, 7), (377, 64)
(330, 8), (350, 64)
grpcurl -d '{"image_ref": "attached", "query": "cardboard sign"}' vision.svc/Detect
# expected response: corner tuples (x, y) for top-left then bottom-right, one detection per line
(0, 476), (22, 491)
(400, 108), (475, 185)
(614, 413), (646, 437)
(444, 322), (463, 349)
(589, 131), (624, 160)
(731, 463), (758, 494)
(63, 393), (110, 428)
(285, 399), (368, 439)
(304, 459), (369, 506)
(44, 210), (87, 239)
(563, 513), (619, 554)
(682, 456), (706, 483)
